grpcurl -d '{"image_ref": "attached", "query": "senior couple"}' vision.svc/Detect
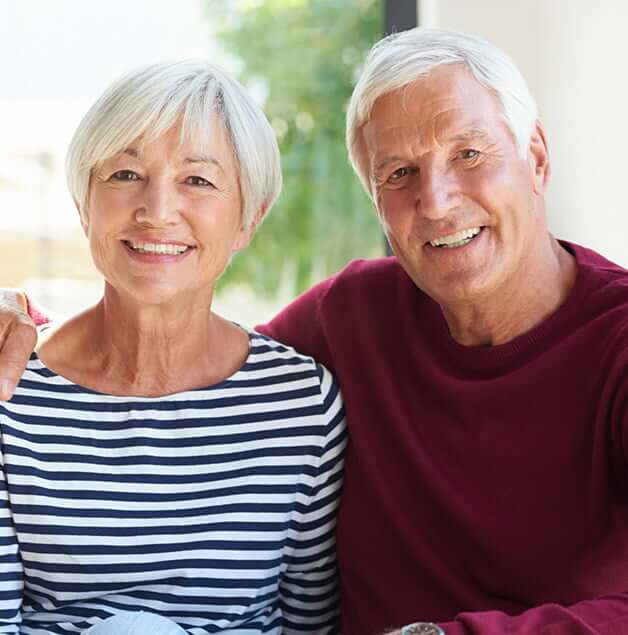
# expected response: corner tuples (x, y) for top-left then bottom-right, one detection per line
(0, 26), (626, 635)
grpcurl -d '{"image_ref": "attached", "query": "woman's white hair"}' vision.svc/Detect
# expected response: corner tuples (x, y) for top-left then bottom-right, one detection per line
(66, 60), (282, 229)
(346, 27), (538, 194)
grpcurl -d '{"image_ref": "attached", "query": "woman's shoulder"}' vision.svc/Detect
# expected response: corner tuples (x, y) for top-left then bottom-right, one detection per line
(246, 329), (341, 407)
(247, 328), (332, 377)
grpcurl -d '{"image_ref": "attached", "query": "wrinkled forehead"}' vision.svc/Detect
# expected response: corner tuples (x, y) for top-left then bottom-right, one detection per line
(362, 67), (504, 156)
(371, 65), (498, 125)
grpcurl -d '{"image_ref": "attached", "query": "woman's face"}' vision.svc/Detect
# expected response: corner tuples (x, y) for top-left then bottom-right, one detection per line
(85, 116), (253, 308)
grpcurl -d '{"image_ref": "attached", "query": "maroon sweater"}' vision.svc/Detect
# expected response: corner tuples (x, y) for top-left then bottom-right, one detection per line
(260, 242), (628, 635)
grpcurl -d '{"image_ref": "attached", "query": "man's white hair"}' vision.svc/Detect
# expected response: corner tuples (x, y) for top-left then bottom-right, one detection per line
(346, 27), (538, 195)
(66, 59), (282, 229)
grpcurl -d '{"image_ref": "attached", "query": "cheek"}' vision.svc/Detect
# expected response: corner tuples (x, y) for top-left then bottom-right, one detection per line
(476, 161), (533, 203)
(86, 234), (109, 278)
(90, 187), (135, 218)
(194, 216), (240, 260)
(88, 224), (109, 256)
(85, 213), (120, 272)
(377, 189), (415, 232)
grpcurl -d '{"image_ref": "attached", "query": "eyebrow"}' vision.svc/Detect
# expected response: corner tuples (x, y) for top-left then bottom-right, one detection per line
(119, 150), (225, 173)
(183, 154), (225, 173)
(373, 128), (490, 174)
(447, 128), (489, 143)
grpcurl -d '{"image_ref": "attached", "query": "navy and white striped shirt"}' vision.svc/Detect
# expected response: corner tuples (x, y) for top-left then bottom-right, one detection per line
(0, 331), (346, 635)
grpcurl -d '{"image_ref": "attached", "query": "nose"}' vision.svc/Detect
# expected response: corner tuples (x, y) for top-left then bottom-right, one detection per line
(134, 178), (180, 226)
(416, 164), (459, 220)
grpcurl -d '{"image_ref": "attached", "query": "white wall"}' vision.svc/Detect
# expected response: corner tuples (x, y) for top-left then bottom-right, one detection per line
(420, 0), (628, 266)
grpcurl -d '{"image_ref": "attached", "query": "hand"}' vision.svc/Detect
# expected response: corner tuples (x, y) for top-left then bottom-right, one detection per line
(0, 290), (37, 400)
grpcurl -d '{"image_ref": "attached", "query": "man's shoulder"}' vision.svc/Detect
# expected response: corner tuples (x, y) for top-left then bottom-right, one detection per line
(267, 256), (412, 321)
(566, 241), (628, 354)
(258, 257), (416, 366)
(568, 241), (628, 305)
(311, 256), (412, 303)
(570, 241), (627, 280)
(333, 255), (408, 282)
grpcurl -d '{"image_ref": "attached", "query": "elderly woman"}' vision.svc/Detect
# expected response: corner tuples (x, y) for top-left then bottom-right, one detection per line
(0, 61), (345, 635)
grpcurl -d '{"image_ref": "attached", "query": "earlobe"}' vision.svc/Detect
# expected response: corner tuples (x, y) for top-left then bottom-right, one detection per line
(528, 121), (550, 195)
(232, 225), (255, 253)
(232, 202), (268, 253)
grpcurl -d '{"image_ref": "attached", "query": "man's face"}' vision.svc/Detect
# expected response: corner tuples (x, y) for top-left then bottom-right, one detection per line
(362, 64), (549, 308)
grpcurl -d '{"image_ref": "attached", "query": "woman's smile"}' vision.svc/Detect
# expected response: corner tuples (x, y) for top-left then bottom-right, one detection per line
(122, 238), (195, 263)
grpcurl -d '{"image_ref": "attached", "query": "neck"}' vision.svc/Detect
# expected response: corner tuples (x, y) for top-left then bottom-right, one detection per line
(38, 286), (249, 396)
(441, 237), (577, 347)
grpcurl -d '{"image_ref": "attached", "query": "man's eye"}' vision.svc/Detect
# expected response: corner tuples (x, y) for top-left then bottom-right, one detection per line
(186, 176), (213, 187)
(388, 167), (412, 182)
(458, 149), (480, 160)
(109, 170), (139, 181)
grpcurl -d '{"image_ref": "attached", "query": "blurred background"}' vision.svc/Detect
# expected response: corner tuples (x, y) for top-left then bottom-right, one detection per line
(1, 0), (626, 324)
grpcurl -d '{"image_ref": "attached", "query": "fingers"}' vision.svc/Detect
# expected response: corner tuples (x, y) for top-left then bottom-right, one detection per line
(0, 290), (37, 401)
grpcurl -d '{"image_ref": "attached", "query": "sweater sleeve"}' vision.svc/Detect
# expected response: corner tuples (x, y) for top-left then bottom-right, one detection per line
(437, 595), (628, 635)
(0, 424), (23, 633)
(438, 334), (628, 635)
(279, 365), (346, 634)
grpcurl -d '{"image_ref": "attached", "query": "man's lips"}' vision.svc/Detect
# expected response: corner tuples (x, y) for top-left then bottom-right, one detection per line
(427, 226), (485, 249)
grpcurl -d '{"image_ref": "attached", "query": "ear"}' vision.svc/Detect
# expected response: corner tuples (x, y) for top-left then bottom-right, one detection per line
(528, 121), (550, 195)
(232, 201), (268, 253)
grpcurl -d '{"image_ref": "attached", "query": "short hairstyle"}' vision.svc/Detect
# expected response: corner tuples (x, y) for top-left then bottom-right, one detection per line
(66, 60), (282, 229)
(346, 27), (538, 194)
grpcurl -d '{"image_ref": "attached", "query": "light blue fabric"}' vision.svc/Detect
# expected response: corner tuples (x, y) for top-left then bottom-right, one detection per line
(83, 611), (187, 635)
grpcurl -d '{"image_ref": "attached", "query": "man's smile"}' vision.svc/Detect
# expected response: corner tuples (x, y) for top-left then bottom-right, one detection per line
(428, 226), (484, 248)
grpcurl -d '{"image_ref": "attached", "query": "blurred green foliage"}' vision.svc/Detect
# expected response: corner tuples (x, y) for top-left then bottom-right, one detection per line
(211, 0), (383, 297)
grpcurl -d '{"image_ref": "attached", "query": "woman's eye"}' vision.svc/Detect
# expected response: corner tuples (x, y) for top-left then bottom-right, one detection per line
(186, 176), (213, 187)
(110, 170), (139, 181)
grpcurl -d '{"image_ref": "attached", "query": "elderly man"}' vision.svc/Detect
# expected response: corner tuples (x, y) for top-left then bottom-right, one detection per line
(0, 27), (627, 635)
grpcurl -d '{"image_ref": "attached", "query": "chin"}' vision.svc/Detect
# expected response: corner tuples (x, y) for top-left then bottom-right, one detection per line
(429, 272), (495, 306)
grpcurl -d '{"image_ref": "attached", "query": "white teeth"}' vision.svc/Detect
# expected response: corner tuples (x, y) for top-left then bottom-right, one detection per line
(127, 241), (189, 255)
(430, 227), (482, 248)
